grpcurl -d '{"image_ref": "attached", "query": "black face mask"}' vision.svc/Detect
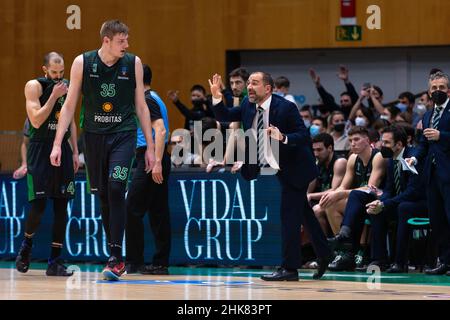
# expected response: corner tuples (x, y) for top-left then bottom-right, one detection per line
(430, 90), (448, 106)
(334, 123), (346, 132)
(380, 146), (394, 159)
(192, 100), (205, 108)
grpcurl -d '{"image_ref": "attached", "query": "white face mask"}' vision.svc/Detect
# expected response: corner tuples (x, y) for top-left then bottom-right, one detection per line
(355, 117), (367, 127)
(303, 119), (311, 128)
(414, 104), (427, 115)
(380, 114), (390, 121)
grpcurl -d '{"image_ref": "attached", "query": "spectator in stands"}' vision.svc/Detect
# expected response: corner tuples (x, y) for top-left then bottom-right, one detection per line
(353, 106), (375, 128)
(310, 117), (327, 138)
(274, 76), (297, 106)
(167, 84), (215, 131)
(299, 105), (313, 128)
(350, 85), (384, 120)
(381, 105), (401, 124)
(327, 111), (350, 158)
(397, 91), (423, 127)
(366, 125), (427, 273)
(418, 91), (434, 111)
(308, 65), (359, 119)
(394, 112), (409, 123)
(373, 118), (390, 135)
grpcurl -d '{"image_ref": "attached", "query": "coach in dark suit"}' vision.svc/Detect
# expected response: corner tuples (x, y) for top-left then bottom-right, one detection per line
(408, 71), (450, 275)
(367, 125), (427, 272)
(209, 72), (331, 281)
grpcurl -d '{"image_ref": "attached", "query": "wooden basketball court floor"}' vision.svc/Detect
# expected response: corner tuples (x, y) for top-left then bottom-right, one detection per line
(0, 262), (449, 300)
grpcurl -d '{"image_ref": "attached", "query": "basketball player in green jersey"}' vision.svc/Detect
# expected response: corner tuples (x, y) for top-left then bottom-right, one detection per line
(16, 52), (79, 276)
(50, 20), (156, 281)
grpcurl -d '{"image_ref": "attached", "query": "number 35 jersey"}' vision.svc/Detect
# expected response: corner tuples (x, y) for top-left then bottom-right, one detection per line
(81, 50), (137, 134)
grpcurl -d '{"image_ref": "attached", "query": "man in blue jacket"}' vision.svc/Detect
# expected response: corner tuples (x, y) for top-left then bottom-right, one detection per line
(407, 71), (450, 275)
(209, 72), (332, 281)
(367, 125), (427, 272)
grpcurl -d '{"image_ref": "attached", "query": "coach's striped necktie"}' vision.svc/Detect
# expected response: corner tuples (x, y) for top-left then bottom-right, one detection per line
(431, 105), (444, 165)
(256, 106), (266, 167)
(432, 105), (444, 129)
(393, 160), (401, 195)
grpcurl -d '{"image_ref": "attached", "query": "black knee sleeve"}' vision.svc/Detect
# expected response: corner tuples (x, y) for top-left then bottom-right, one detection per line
(24, 199), (47, 236)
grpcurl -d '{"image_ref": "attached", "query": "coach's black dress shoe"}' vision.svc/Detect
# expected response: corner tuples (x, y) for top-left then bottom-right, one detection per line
(260, 268), (298, 281)
(386, 263), (408, 273)
(424, 262), (448, 275)
(312, 255), (333, 280)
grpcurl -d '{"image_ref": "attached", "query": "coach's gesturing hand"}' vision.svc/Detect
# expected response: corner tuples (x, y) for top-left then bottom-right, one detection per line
(208, 74), (223, 100)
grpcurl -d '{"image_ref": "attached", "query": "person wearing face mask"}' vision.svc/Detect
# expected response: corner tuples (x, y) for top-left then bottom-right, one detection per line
(407, 71), (450, 276)
(398, 91), (425, 127)
(352, 107), (374, 129)
(300, 105), (313, 128)
(310, 117), (326, 138)
(381, 105), (401, 124)
(167, 84), (215, 131)
(328, 111), (350, 158)
(15, 52), (79, 277)
(365, 126), (427, 272)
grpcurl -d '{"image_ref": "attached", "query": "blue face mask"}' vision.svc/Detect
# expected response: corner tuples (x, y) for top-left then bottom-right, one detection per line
(355, 117), (367, 127)
(310, 125), (320, 137)
(396, 103), (408, 112)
